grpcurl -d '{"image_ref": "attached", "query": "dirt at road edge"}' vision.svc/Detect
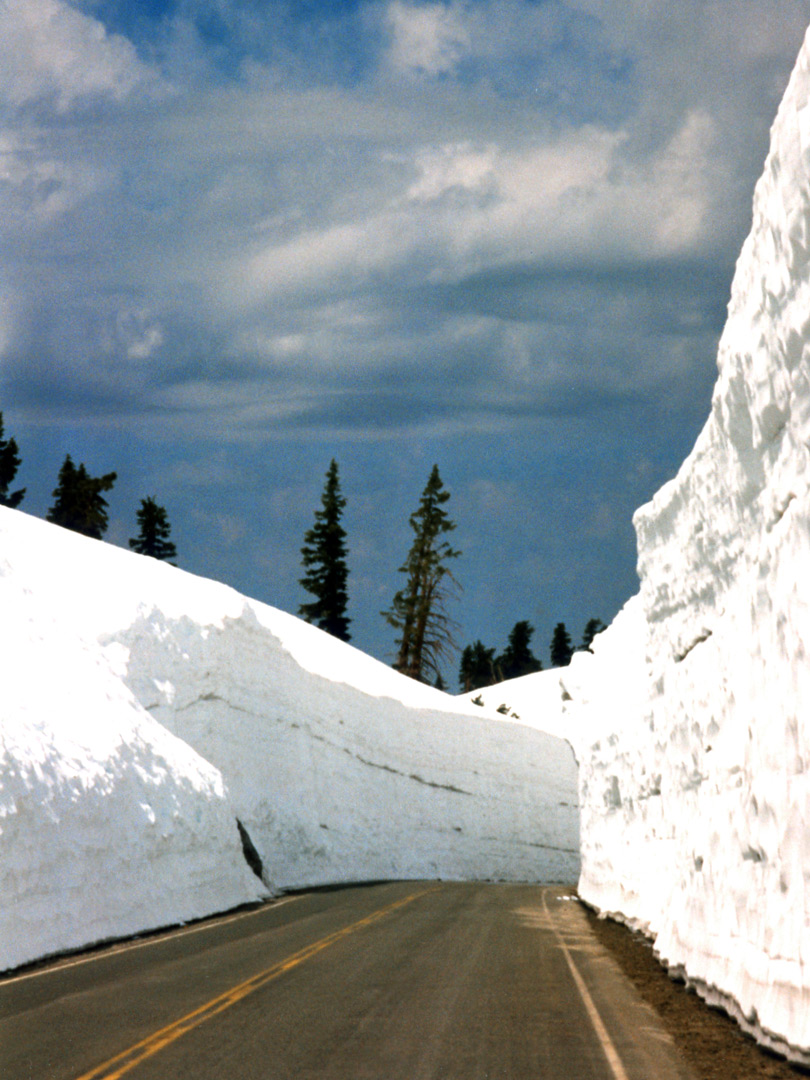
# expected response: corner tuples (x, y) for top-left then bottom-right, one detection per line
(582, 903), (810, 1080)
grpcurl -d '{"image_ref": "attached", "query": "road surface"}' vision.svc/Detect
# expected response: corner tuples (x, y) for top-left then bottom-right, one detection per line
(0, 882), (696, 1079)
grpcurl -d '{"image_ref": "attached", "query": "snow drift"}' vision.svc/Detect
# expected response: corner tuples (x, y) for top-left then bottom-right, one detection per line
(0, 505), (578, 972)
(570, 25), (810, 1065)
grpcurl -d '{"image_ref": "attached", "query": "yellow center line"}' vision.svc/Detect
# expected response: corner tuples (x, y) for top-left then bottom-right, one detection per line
(2, 896), (304, 987)
(74, 887), (437, 1080)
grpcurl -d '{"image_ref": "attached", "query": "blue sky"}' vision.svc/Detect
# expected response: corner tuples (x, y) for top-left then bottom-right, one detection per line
(2, 0), (809, 678)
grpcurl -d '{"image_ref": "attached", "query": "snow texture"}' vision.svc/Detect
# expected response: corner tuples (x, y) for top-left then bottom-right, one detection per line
(458, 666), (577, 743)
(572, 27), (810, 1065)
(0, 505), (578, 972)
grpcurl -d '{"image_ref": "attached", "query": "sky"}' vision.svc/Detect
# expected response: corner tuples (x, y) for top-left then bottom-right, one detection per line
(2, 0), (810, 682)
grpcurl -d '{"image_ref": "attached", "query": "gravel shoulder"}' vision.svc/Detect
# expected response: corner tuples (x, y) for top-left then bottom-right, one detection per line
(582, 903), (810, 1079)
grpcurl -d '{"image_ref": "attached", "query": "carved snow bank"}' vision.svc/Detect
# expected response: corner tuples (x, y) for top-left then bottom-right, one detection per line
(0, 514), (269, 972)
(575, 25), (810, 1065)
(0, 506), (578, 971)
(114, 605), (579, 890)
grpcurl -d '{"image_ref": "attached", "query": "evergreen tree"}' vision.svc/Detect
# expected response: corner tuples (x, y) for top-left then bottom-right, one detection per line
(549, 622), (574, 667)
(496, 620), (542, 681)
(580, 617), (607, 652)
(0, 412), (25, 508)
(382, 464), (459, 683)
(298, 459), (351, 642)
(129, 497), (177, 562)
(458, 640), (498, 692)
(46, 455), (117, 539)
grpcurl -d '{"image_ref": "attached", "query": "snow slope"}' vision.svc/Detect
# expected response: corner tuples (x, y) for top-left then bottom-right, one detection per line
(0, 514), (270, 972)
(573, 27), (810, 1065)
(455, 602), (647, 755)
(458, 667), (576, 742)
(0, 505), (578, 972)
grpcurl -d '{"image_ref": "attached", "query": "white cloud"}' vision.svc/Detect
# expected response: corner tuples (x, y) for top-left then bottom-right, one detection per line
(407, 143), (499, 201)
(576, 0), (810, 131)
(113, 309), (165, 362)
(385, 1), (470, 75)
(231, 109), (718, 314)
(0, 285), (15, 361)
(0, 0), (158, 111)
(648, 110), (716, 251)
(2, 0), (806, 441)
(0, 129), (109, 231)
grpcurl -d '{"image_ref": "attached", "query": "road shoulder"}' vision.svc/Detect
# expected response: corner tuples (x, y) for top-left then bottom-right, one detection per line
(583, 902), (810, 1079)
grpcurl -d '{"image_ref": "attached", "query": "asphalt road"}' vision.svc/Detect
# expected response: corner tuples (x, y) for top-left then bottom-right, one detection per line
(0, 882), (696, 1080)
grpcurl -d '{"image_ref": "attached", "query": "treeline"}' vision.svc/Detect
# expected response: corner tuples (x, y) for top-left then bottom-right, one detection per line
(297, 459), (460, 686)
(458, 617), (606, 693)
(3, 412), (608, 690)
(296, 458), (607, 691)
(0, 412), (176, 561)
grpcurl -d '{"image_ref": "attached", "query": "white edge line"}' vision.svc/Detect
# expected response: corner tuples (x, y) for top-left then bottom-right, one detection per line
(542, 891), (632, 1080)
(1, 896), (303, 986)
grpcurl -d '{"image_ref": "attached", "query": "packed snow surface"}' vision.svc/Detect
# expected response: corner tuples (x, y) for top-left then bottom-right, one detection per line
(0, 506), (578, 972)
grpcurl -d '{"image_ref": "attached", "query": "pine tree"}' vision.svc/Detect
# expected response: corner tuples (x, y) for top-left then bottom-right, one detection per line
(129, 497), (178, 562)
(0, 412), (25, 508)
(46, 455), (117, 539)
(298, 459), (351, 642)
(497, 621), (542, 680)
(549, 622), (574, 667)
(580, 617), (607, 652)
(383, 464), (459, 683)
(458, 640), (498, 692)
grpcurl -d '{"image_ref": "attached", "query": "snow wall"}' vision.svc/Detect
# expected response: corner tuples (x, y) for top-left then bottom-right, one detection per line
(0, 505), (578, 973)
(571, 25), (810, 1065)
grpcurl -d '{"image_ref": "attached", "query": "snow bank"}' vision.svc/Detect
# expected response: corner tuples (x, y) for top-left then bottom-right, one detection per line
(574, 26), (810, 1064)
(454, 602), (647, 754)
(0, 515), (269, 972)
(109, 603), (578, 890)
(0, 506), (578, 972)
(458, 667), (576, 742)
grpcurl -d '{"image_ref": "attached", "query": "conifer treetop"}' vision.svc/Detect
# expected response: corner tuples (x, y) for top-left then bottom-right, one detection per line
(0, 411), (25, 509)
(298, 458), (351, 642)
(129, 496), (178, 563)
(549, 621), (574, 668)
(46, 455), (117, 539)
(383, 464), (460, 683)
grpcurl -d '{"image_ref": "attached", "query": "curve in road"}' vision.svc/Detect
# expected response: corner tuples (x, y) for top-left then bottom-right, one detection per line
(0, 883), (696, 1080)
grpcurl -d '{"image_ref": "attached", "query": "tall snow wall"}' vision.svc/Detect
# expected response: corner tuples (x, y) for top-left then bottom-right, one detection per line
(0, 505), (578, 972)
(576, 26), (810, 1064)
(0, 511), (270, 972)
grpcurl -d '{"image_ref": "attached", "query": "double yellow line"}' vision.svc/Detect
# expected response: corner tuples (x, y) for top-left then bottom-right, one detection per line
(75, 887), (435, 1080)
